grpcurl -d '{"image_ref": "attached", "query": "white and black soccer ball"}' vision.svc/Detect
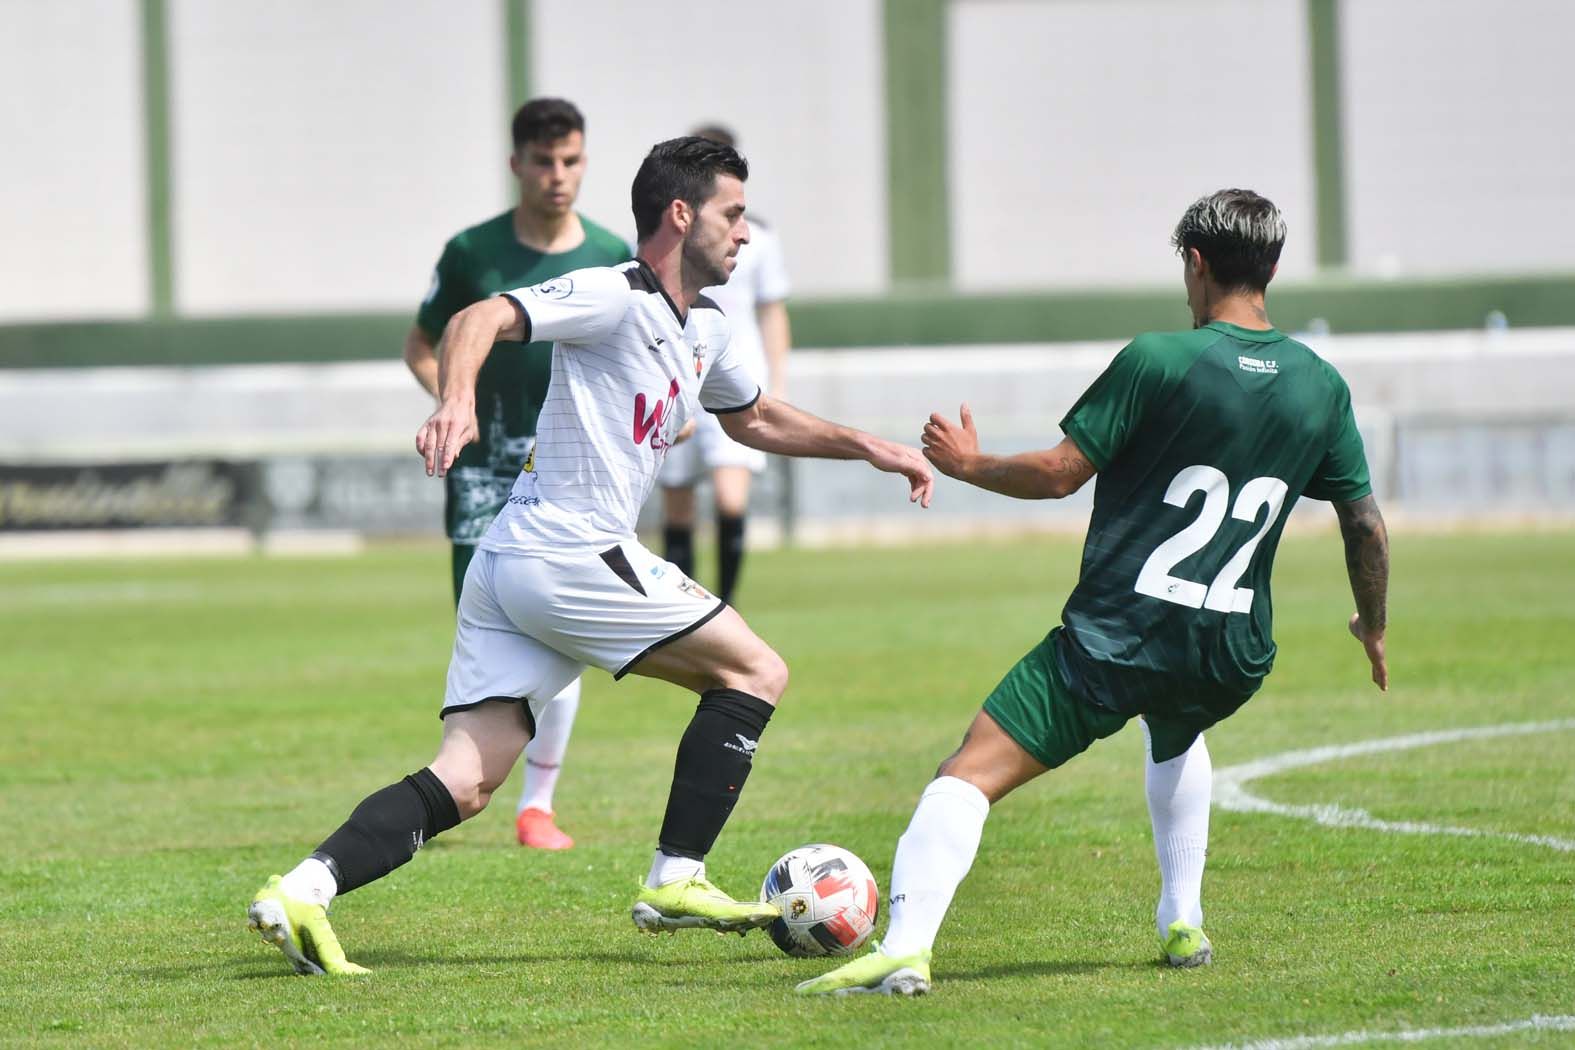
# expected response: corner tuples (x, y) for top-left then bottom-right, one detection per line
(760, 843), (879, 958)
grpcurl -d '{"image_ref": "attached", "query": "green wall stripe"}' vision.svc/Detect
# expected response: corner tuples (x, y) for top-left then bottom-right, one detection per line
(1308, 0), (1349, 268)
(140, 0), (175, 317)
(504, 0), (530, 117)
(883, 0), (950, 283)
(6, 275), (1575, 369)
(503, 0), (530, 201)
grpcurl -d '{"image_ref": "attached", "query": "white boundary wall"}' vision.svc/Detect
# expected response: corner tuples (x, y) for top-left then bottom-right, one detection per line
(2, 327), (1573, 540)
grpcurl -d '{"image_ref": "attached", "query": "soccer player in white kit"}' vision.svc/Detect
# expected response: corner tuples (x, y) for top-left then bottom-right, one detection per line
(246, 136), (933, 976)
(659, 124), (792, 605)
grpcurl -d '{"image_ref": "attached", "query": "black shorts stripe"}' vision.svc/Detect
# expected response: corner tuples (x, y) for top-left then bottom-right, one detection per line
(614, 601), (727, 680)
(599, 545), (648, 595)
(440, 695), (539, 740)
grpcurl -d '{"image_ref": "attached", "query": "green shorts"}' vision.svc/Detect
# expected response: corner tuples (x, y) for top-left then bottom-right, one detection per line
(981, 628), (1209, 767)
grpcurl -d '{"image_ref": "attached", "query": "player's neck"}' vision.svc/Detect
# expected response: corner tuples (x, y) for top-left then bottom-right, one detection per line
(1204, 290), (1273, 331)
(635, 236), (699, 316)
(513, 206), (584, 254)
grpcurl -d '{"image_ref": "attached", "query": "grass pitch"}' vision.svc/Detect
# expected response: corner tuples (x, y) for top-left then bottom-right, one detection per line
(1, 530), (1572, 1049)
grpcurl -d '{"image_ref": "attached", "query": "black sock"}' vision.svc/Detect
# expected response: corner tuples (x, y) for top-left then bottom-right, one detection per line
(664, 524), (695, 579)
(658, 689), (775, 860)
(311, 767), (461, 895)
(717, 514), (745, 604)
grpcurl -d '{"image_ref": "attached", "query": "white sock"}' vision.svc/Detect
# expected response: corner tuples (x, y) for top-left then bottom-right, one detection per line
(279, 856), (337, 910)
(879, 776), (990, 959)
(645, 850), (705, 889)
(1142, 719), (1211, 937)
(518, 678), (581, 815)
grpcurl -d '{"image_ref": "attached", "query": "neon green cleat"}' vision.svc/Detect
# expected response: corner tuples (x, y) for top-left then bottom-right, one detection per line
(1161, 919), (1213, 968)
(247, 875), (370, 976)
(630, 876), (780, 935)
(795, 943), (932, 996)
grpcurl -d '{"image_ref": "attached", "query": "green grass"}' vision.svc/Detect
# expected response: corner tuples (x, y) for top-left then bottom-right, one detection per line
(1, 532), (1573, 1049)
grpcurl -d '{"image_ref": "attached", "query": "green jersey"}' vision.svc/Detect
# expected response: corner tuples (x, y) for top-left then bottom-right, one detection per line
(415, 210), (631, 544)
(1054, 321), (1371, 726)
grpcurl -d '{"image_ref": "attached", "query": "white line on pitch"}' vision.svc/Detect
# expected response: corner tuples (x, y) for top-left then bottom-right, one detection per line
(1213, 719), (1575, 852)
(1177, 1013), (1575, 1050)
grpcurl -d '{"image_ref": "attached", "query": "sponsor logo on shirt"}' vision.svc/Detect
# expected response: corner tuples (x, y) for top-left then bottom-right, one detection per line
(1237, 355), (1278, 374)
(633, 379), (682, 451)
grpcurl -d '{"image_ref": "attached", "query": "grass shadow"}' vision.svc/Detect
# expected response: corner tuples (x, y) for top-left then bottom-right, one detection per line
(944, 957), (1150, 982)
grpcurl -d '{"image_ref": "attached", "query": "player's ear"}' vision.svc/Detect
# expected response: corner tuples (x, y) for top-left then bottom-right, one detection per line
(670, 198), (693, 235)
(508, 152), (522, 178)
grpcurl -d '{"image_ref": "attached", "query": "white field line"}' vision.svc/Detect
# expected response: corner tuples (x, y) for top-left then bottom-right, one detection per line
(1178, 1013), (1575, 1050)
(1214, 719), (1575, 851)
(1178, 725), (1575, 1050)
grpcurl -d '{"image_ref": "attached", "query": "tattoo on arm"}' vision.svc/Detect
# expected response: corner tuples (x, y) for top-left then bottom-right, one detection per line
(1334, 494), (1389, 632)
(966, 442), (1094, 500)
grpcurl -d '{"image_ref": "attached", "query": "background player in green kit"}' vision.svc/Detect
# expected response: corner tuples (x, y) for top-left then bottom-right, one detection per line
(403, 97), (630, 850)
(799, 189), (1392, 997)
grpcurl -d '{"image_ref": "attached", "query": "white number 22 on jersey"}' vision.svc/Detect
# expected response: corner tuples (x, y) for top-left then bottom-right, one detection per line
(1133, 465), (1289, 613)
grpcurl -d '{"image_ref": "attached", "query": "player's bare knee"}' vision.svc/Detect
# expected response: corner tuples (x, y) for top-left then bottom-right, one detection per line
(747, 647), (789, 703)
(430, 764), (487, 820)
(451, 782), (491, 821)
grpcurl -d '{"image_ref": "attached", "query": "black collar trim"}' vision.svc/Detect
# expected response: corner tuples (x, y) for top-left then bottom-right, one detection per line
(627, 258), (686, 325)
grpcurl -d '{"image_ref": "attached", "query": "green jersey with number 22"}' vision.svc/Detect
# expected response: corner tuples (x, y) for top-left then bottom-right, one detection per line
(1055, 321), (1371, 728)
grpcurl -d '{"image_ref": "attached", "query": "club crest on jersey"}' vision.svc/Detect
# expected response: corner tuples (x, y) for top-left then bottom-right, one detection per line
(633, 378), (682, 451)
(692, 342), (705, 378)
(529, 277), (574, 300)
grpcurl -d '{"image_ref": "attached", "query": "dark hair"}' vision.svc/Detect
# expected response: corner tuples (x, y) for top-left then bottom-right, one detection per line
(689, 123), (737, 149)
(511, 97), (584, 149)
(630, 136), (749, 241)
(1171, 189), (1287, 292)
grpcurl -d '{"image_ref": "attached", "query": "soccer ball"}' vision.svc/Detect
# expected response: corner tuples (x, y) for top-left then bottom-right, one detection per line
(760, 843), (879, 958)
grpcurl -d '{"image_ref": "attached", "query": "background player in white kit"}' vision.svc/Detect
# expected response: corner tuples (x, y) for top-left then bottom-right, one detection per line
(659, 125), (792, 605)
(247, 136), (933, 975)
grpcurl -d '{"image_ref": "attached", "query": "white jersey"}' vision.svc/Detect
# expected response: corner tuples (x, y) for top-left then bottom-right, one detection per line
(478, 259), (760, 555)
(699, 221), (790, 386)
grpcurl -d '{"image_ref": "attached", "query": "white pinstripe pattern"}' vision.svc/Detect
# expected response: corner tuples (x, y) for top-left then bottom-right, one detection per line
(479, 262), (759, 555)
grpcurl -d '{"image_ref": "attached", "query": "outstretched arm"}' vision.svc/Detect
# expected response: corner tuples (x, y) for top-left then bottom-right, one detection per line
(1334, 494), (1390, 691)
(415, 297), (525, 476)
(402, 324), (441, 400)
(717, 395), (933, 508)
(921, 404), (1096, 499)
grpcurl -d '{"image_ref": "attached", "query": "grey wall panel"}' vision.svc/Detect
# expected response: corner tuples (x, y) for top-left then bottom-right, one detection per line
(1342, 0), (1575, 276)
(949, 0), (1317, 289)
(168, 0), (507, 314)
(0, 0), (148, 321)
(530, 0), (887, 296)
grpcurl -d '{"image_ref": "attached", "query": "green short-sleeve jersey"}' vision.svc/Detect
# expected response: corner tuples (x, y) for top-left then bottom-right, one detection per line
(1055, 321), (1371, 724)
(415, 211), (631, 543)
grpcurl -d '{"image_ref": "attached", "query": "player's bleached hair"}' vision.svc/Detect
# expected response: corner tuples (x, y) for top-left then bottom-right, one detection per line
(631, 136), (749, 241)
(690, 123), (737, 149)
(1171, 189), (1286, 293)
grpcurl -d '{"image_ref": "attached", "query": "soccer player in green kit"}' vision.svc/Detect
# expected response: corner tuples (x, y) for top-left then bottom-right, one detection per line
(799, 189), (1391, 996)
(403, 98), (629, 850)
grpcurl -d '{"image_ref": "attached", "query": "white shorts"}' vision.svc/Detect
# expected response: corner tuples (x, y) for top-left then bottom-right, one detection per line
(441, 541), (724, 722)
(658, 411), (767, 487)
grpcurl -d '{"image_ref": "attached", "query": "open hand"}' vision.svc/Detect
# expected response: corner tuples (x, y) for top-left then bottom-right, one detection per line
(867, 440), (934, 508)
(1348, 612), (1388, 691)
(416, 400), (478, 477)
(921, 404), (980, 480)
